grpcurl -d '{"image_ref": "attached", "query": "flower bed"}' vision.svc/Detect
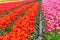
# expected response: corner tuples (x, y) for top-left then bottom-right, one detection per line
(42, 0), (60, 40)
(0, 2), (40, 40)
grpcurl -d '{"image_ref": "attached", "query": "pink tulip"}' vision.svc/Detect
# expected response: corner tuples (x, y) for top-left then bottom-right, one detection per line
(47, 29), (52, 32)
(58, 32), (60, 35)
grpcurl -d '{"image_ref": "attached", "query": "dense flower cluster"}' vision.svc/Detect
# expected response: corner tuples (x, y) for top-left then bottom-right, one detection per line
(0, 3), (34, 30)
(0, 2), (23, 14)
(42, 0), (60, 34)
(11, 2), (39, 34)
(0, 2), (40, 40)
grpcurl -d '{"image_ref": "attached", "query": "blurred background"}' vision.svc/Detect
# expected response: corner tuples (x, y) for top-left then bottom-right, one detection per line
(0, 0), (41, 3)
(0, 0), (34, 2)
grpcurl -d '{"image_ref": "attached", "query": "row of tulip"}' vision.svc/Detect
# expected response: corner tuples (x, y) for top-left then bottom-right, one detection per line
(0, 3), (34, 30)
(0, 2), (40, 40)
(0, 2), (23, 14)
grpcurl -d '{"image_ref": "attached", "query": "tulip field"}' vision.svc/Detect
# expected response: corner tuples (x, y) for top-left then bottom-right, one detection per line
(42, 0), (60, 40)
(0, 2), (40, 40)
(0, 0), (60, 40)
